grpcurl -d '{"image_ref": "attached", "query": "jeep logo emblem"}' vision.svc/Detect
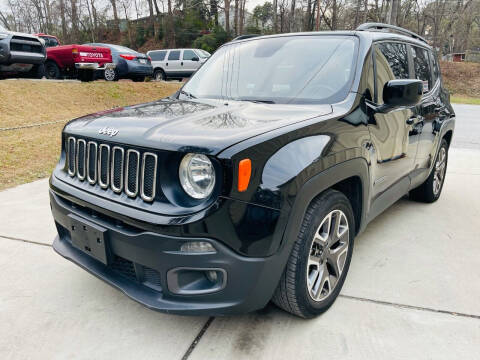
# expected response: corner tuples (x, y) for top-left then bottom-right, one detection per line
(98, 127), (119, 137)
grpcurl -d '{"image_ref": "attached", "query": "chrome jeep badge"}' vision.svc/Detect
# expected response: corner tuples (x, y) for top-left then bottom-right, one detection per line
(98, 127), (119, 137)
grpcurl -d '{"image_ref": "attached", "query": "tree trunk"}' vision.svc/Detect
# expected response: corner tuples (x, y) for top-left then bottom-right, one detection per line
(210, 0), (219, 26)
(166, 0), (176, 47)
(331, 0), (338, 30)
(147, 0), (158, 39)
(273, 0), (278, 32)
(315, 0), (320, 30)
(224, 0), (231, 34)
(70, 0), (79, 43)
(59, 0), (67, 41)
(363, 0), (368, 23)
(354, 0), (361, 28)
(290, 0), (296, 32)
(234, 0), (239, 36)
(110, 0), (120, 32)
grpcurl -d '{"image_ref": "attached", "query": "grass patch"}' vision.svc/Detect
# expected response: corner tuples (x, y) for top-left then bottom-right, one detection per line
(450, 95), (480, 105)
(0, 80), (181, 190)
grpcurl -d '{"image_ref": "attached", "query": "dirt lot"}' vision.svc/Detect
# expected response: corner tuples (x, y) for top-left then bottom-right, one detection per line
(440, 61), (480, 103)
(0, 80), (181, 190)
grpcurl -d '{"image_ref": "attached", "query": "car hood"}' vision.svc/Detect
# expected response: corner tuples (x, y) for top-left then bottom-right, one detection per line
(64, 98), (333, 155)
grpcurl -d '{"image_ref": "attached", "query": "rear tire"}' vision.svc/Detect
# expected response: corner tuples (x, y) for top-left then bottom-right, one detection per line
(104, 68), (118, 81)
(154, 69), (166, 81)
(272, 189), (355, 318)
(45, 61), (60, 79)
(410, 139), (448, 203)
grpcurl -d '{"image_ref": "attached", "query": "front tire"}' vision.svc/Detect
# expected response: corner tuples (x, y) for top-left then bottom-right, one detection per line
(272, 189), (355, 318)
(410, 139), (448, 203)
(45, 61), (60, 79)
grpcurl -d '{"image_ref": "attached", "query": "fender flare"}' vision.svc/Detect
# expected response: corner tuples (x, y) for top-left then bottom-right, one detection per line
(255, 157), (370, 303)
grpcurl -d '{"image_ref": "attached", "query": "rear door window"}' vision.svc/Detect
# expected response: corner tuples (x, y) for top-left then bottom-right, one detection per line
(150, 50), (166, 61)
(183, 50), (197, 60)
(411, 46), (432, 93)
(168, 50), (180, 61)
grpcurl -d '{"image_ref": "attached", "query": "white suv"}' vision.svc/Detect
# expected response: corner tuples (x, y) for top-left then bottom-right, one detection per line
(147, 48), (210, 81)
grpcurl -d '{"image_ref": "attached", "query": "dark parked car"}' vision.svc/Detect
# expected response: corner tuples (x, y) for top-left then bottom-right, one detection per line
(85, 43), (153, 82)
(0, 25), (46, 78)
(50, 23), (454, 318)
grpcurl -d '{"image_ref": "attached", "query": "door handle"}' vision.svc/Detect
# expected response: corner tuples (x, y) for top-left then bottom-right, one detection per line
(181, 62), (184, 66)
(166, 63), (168, 66)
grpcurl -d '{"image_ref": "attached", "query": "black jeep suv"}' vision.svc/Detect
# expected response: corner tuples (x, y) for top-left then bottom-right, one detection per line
(50, 23), (455, 318)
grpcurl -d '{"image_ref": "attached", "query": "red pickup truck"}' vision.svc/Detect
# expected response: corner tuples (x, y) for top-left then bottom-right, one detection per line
(34, 33), (115, 82)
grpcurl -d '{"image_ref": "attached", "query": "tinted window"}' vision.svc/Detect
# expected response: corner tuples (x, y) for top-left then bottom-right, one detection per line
(183, 50), (197, 60)
(411, 46), (432, 92)
(431, 51), (440, 84)
(182, 36), (358, 104)
(150, 50), (166, 61)
(42, 36), (59, 47)
(377, 42), (409, 79)
(168, 50), (180, 61)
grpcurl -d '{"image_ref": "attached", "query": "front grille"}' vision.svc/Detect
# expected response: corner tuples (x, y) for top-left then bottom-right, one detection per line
(10, 36), (43, 54)
(110, 255), (163, 291)
(66, 136), (158, 202)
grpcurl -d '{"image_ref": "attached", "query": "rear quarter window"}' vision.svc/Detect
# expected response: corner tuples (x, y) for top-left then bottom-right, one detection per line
(150, 51), (166, 61)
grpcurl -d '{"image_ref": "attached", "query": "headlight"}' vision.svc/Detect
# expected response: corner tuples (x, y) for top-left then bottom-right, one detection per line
(179, 153), (215, 199)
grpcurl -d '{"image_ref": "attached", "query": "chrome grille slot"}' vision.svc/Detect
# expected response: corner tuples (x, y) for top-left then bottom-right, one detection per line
(65, 136), (159, 203)
(98, 144), (110, 189)
(87, 141), (98, 184)
(111, 146), (124, 193)
(67, 137), (76, 176)
(76, 139), (86, 180)
(141, 152), (157, 202)
(125, 150), (140, 197)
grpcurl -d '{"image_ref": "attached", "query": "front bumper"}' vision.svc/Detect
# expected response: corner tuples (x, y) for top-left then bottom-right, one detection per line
(50, 188), (286, 315)
(75, 62), (116, 70)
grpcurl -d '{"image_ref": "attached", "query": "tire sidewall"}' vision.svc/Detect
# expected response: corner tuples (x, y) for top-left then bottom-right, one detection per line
(432, 140), (449, 201)
(296, 193), (355, 315)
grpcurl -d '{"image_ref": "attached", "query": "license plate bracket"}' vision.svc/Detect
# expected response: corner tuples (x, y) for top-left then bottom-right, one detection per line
(68, 214), (109, 265)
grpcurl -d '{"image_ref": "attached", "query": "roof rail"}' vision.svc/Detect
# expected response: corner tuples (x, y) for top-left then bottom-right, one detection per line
(356, 22), (428, 44)
(231, 34), (260, 41)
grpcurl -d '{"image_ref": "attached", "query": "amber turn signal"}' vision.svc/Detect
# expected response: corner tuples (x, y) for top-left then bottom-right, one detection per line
(238, 159), (252, 192)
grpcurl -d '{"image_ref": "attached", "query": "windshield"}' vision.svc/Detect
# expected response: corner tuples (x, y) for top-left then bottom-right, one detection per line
(196, 49), (210, 58)
(182, 35), (358, 104)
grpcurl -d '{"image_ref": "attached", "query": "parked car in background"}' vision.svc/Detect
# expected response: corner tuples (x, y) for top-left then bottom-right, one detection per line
(35, 34), (115, 82)
(147, 48), (210, 80)
(86, 43), (153, 82)
(0, 25), (46, 79)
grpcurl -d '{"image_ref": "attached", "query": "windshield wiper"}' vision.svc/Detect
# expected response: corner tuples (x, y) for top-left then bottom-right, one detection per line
(239, 99), (275, 104)
(179, 90), (197, 99)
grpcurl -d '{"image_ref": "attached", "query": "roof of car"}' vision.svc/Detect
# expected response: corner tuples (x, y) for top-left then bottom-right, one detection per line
(226, 28), (432, 50)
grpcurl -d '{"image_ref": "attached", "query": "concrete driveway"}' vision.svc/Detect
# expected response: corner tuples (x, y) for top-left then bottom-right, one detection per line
(1, 105), (479, 359)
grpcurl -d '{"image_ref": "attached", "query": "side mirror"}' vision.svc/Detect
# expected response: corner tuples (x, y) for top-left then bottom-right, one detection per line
(191, 56), (199, 62)
(369, 79), (423, 113)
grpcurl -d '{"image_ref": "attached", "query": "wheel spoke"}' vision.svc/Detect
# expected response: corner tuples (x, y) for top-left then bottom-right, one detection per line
(312, 263), (330, 300)
(314, 213), (332, 245)
(328, 241), (349, 277)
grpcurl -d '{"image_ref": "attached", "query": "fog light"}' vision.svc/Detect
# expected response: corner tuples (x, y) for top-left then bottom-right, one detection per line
(206, 270), (218, 283)
(180, 241), (216, 254)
